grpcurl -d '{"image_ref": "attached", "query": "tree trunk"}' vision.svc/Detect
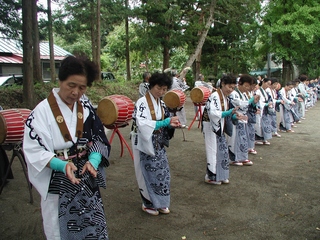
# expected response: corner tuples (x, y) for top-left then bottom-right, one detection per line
(195, 11), (205, 81)
(96, 0), (101, 78)
(195, 52), (202, 81)
(179, 0), (216, 80)
(90, 2), (97, 62)
(47, 0), (56, 82)
(22, 0), (35, 109)
(163, 35), (170, 71)
(90, 1), (101, 80)
(282, 58), (293, 84)
(32, 0), (42, 83)
(125, 0), (131, 81)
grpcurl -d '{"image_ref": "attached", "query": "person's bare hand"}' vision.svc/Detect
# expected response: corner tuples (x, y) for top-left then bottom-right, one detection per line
(170, 116), (181, 128)
(236, 113), (248, 121)
(256, 109), (261, 115)
(231, 106), (240, 114)
(254, 95), (260, 103)
(65, 162), (81, 184)
(81, 161), (98, 178)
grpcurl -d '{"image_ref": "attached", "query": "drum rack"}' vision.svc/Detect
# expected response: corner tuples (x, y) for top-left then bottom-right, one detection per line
(0, 143), (33, 203)
(106, 123), (133, 160)
(188, 103), (204, 130)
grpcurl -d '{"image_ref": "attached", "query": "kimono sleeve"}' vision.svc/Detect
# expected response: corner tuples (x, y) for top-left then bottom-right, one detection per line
(206, 93), (223, 134)
(135, 98), (156, 156)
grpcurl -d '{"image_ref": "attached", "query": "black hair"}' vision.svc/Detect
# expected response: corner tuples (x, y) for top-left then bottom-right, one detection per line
(298, 74), (308, 82)
(220, 73), (237, 85)
(148, 72), (172, 89)
(58, 56), (99, 87)
(271, 77), (279, 84)
(285, 81), (294, 86)
(259, 77), (271, 86)
(238, 74), (254, 85)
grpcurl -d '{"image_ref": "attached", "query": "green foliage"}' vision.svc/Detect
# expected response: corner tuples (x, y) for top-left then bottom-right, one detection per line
(50, 0), (125, 57)
(261, 0), (320, 76)
(0, 0), (22, 38)
(5, 0), (320, 95)
(201, 0), (261, 75)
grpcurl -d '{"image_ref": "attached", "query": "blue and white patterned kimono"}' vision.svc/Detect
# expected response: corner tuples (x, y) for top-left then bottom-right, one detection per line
(202, 90), (230, 182)
(245, 91), (258, 150)
(279, 87), (294, 130)
(266, 87), (280, 133)
(23, 89), (111, 240)
(131, 92), (172, 209)
(254, 87), (273, 141)
(298, 82), (308, 117)
(228, 89), (251, 162)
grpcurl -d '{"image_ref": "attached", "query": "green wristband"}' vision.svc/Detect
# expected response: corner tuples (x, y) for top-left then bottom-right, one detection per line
(49, 157), (67, 174)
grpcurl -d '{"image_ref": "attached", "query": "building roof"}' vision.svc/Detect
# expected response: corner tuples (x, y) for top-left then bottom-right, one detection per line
(39, 41), (71, 57)
(250, 68), (282, 76)
(0, 37), (72, 63)
(0, 38), (22, 54)
(0, 54), (23, 64)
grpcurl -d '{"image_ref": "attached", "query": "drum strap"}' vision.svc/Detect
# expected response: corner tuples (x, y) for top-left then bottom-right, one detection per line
(145, 92), (164, 120)
(244, 92), (249, 100)
(217, 88), (227, 111)
(260, 88), (268, 103)
(47, 92), (84, 142)
(235, 88), (243, 100)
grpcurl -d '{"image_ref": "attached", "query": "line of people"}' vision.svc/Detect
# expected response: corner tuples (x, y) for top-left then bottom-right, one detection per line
(132, 71), (318, 217)
(203, 74), (318, 185)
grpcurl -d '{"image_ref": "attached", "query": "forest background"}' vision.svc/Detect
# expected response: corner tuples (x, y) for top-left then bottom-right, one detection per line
(0, 0), (320, 109)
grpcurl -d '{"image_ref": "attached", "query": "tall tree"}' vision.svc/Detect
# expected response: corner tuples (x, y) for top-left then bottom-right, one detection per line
(90, 0), (101, 77)
(47, 0), (56, 82)
(22, 0), (35, 108)
(262, 0), (320, 82)
(179, 0), (216, 80)
(200, 0), (261, 78)
(52, 0), (124, 69)
(0, 0), (21, 38)
(133, 0), (185, 71)
(32, 0), (42, 83)
(125, 0), (131, 80)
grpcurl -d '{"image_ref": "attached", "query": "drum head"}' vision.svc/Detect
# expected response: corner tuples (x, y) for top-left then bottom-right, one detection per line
(0, 113), (7, 144)
(163, 91), (180, 109)
(97, 97), (118, 126)
(190, 87), (204, 104)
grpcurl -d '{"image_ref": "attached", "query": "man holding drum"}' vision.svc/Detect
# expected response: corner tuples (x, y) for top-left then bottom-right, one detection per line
(23, 56), (111, 239)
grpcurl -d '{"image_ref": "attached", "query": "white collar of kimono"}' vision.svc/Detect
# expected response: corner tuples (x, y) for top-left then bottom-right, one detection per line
(148, 92), (162, 120)
(52, 88), (77, 112)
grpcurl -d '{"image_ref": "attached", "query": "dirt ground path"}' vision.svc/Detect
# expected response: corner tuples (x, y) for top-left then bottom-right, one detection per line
(1, 97), (320, 240)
